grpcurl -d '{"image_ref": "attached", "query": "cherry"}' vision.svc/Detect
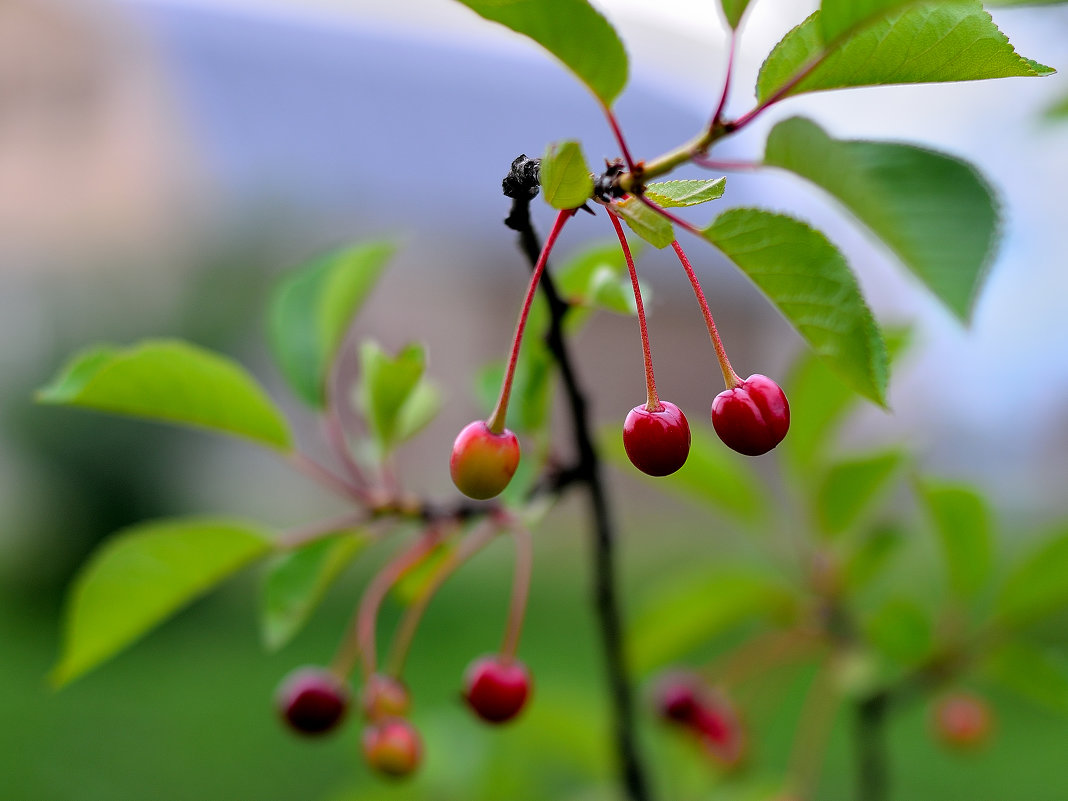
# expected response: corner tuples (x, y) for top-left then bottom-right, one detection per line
(654, 673), (702, 725)
(463, 655), (532, 724)
(362, 717), (422, 778)
(623, 401), (691, 476)
(276, 666), (349, 735)
(711, 374), (790, 456)
(932, 692), (992, 749)
(450, 420), (521, 500)
(362, 673), (411, 721)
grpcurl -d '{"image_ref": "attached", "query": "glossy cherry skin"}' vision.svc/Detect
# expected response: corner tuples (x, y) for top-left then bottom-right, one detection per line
(622, 401), (691, 476)
(362, 674), (411, 721)
(362, 717), (422, 778)
(653, 673), (745, 767)
(711, 374), (790, 456)
(463, 656), (532, 724)
(450, 420), (521, 500)
(276, 667), (349, 735)
(932, 693), (992, 749)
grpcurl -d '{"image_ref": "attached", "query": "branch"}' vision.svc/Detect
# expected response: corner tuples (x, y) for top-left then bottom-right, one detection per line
(503, 156), (653, 801)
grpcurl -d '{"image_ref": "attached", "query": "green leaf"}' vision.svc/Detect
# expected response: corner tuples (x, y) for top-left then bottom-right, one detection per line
(703, 208), (888, 405)
(783, 327), (911, 475)
(719, 0), (755, 28)
(612, 197), (675, 249)
(1046, 90), (1068, 120)
(864, 597), (933, 666)
(357, 341), (428, 453)
(843, 525), (905, 592)
(394, 379), (444, 444)
(450, 0), (628, 105)
(984, 641), (1068, 716)
(816, 450), (905, 537)
(644, 179), (726, 208)
(392, 541), (455, 606)
(541, 141), (594, 209)
(53, 517), (274, 687)
(919, 481), (993, 599)
(757, 4), (1053, 103)
(629, 567), (797, 672)
(820, 0), (912, 42)
(268, 242), (393, 408)
(38, 340), (292, 451)
(261, 533), (366, 651)
(765, 117), (999, 322)
(556, 242), (641, 316)
(997, 528), (1068, 626)
(600, 424), (768, 525)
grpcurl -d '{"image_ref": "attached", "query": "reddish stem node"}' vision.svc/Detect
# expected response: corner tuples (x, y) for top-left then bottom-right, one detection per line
(488, 208), (575, 434)
(608, 210), (661, 412)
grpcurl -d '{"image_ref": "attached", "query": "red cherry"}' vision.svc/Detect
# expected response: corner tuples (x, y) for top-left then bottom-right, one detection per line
(692, 694), (746, 767)
(932, 692), (992, 749)
(622, 401), (691, 476)
(463, 656), (532, 724)
(276, 667), (349, 735)
(711, 374), (789, 456)
(362, 674), (411, 721)
(450, 420), (521, 500)
(362, 717), (422, 778)
(654, 674), (702, 725)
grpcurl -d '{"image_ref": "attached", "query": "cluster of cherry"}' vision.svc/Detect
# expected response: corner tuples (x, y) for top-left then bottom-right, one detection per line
(276, 657), (531, 777)
(450, 207), (791, 503)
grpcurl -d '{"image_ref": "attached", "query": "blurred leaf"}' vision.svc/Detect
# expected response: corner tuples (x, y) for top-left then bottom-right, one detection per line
(450, 0), (629, 104)
(757, 5), (1053, 103)
(556, 242), (640, 316)
(719, 0), (755, 28)
(644, 179), (726, 208)
(919, 481), (993, 599)
(704, 208), (888, 405)
(843, 525), (905, 592)
(541, 141), (594, 209)
(984, 641), (1068, 716)
(783, 327), (911, 476)
(765, 117), (999, 322)
(613, 197), (675, 249)
(260, 533), (366, 651)
(986, 0), (1068, 5)
(268, 242), (393, 407)
(392, 541), (455, 606)
(53, 517), (273, 687)
(997, 528), (1068, 627)
(600, 424), (767, 525)
(1046, 90), (1068, 120)
(864, 597), (933, 666)
(816, 450), (905, 537)
(357, 341), (427, 453)
(394, 379), (444, 444)
(38, 340), (292, 451)
(629, 567), (797, 672)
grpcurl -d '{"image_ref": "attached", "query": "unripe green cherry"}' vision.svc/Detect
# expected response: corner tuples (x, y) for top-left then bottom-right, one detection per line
(362, 717), (422, 778)
(450, 420), (520, 500)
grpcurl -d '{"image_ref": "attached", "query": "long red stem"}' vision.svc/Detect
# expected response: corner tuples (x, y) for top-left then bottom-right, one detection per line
(671, 240), (741, 389)
(500, 522), (533, 663)
(385, 520), (499, 676)
(608, 210), (661, 412)
(602, 102), (637, 173)
(488, 208), (574, 434)
(333, 530), (442, 678)
(710, 30), (737, 129)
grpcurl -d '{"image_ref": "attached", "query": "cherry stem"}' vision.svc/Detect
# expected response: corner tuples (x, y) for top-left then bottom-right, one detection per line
(287, 452), (366, 503)
(728, 49), (831, 133)
(607, 210), (661, 412)
(500, 521), (533, 663)
(788, 657), (840, 801)
(488, 208), (575, 434)
(710, 29), (736, 129)
(278, 511), (367, 551)
(602, 102), (638, 174)
(692, 155), (762, 172)
(385, 519), (500, 677)
(334, 529), (443, 678)
(671, 239), (741, 389)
